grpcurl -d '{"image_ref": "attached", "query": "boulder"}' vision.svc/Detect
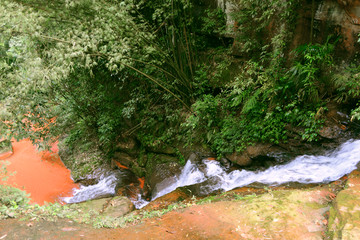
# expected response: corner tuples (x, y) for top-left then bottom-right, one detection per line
(74, 198), (110, 214)
(177, 144), (215, 162)
(219, 157), (232, 169)
(75, 178), (98, 186)
(188, 152), (201, 164)
(143, 188), (190, 211)
(101, 196), (135, 218)
(319, 125), (343, 139)
(115, 137), (138, 156)
(226, 152), (251, 166)
(113, 152), (137, 168)
(226, 143), (272, 166)
(179, 177), (222, 197)
(146, 144), (177, 155)
(74, 196), (134, 218)
(147, 161), (182, 191)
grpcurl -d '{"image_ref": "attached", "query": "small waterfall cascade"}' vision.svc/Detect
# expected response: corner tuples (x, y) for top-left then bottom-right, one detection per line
(63, 139), (360, 208)
(150, 139), (360, 202)
(62, 170), (122, 204)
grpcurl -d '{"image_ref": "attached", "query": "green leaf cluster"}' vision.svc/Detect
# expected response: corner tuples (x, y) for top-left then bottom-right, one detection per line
(1, 0), (359, 172)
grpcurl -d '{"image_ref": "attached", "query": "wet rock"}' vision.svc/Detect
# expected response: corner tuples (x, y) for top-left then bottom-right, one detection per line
(151, 176), (178, 199)
(318, 103), (349, 140)
(226, 143), (272, 166)
(179, 177), (222, 197)
(319, 125), (343, 139)
(114, 169), (140, 190)
(188, 152), (201, 164)
(113, 152), (137, 169)
(143, 188), (191, 211)
(243, 155), (278, 171)
(328, 170), (360, 239)
(146, 156), (182, 190)
(219, 157), (232, 169)
(178, 144), (215, 162)
(146, 144), (176, 155)
(116, 183), (140, 201)
(115, 137), (138, 156)
(75, 178), (98, 186)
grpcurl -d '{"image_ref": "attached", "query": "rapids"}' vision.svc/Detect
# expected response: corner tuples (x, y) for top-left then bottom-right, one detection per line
(63, 139), (360, 209)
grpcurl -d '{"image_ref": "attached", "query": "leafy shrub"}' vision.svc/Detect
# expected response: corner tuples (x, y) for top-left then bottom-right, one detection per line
(0, 140), (12, 154)
(334, 63), (360, 121)
(288, 38), (336, 103)
(0, 185), (30, 219)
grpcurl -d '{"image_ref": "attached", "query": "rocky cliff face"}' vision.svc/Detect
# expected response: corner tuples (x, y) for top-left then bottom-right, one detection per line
(314, 0), (360, 57)
(211, 0), (360, 59)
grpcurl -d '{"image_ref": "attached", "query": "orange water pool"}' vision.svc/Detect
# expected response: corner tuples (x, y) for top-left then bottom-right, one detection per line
(0, 139), (78, 205)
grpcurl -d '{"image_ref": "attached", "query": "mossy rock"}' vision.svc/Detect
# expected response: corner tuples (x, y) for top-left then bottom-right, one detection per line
(101, 196), (134, 218)
(58, 137), (104, 181)
(74, 198), (110, 215)
(146, 144), (176, 155)
(73, 196), (134, 218)
(145, 153), (179, 180)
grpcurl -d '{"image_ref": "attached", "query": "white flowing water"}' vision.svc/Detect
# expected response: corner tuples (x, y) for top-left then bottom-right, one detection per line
(62, 171), (120, 204)
(63, 139), (360, 208)
(150, 160), (207, 201)
(150, 139), (360, 202)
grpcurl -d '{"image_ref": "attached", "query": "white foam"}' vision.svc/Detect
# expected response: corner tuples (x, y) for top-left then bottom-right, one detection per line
(62, 172), (118, 204)
(150, 160), (206, 201)
(63, 139), (360, 209)
(151, 139), (360, 201)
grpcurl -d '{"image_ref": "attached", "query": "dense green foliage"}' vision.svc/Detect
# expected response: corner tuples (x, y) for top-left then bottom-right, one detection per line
(1, 0), (360, 171)
(0, 185), (30, 219)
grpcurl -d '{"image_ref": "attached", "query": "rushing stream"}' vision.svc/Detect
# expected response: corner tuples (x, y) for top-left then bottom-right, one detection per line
(62, 171), (120, 204)
(63, 139), (360, 209)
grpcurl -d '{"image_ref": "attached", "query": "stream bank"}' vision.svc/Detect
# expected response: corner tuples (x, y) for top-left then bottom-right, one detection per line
(2, 135), (360, 239)
(1, 169), (360, 239)
(57, 102), (360, 208)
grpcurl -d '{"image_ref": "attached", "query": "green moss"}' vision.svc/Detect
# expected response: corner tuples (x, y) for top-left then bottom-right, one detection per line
(58, 138), (103, 181)
(305, 201), (324, 209)
(144, 153), (178, 180)
(130, 162), (146, 177)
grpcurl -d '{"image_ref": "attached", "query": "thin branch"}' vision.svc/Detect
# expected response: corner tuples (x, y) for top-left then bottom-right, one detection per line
(121, 62), (195, 115)
(38, 34), (73, 44)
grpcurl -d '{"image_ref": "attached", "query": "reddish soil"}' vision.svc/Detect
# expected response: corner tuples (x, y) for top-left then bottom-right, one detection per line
(0, 203), (243, 240)
(0, 139), (78, 205)
(0, 189), (331, 240)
